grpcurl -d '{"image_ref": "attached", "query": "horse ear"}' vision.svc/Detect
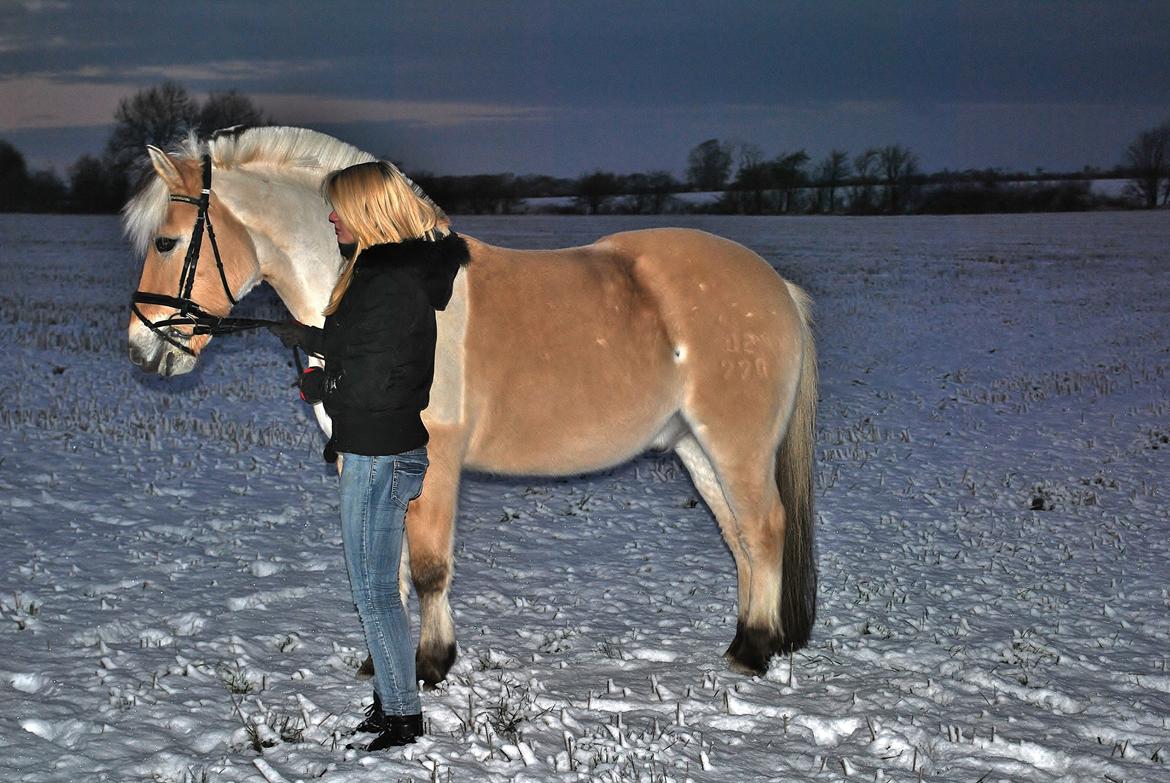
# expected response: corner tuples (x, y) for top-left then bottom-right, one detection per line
(146, 145), (184, 191)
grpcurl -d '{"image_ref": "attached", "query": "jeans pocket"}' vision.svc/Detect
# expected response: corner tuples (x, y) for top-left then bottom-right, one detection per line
(390, 452), (428, 511)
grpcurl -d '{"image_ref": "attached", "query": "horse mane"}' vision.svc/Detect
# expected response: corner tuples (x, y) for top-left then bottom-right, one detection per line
(122, 126), (444, 256)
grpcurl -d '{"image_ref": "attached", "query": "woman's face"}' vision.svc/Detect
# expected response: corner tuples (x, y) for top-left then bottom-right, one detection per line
(328, 210), (356, 245)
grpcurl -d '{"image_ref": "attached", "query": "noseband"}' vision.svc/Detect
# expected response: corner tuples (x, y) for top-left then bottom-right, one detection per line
(131, 154), (275, 356)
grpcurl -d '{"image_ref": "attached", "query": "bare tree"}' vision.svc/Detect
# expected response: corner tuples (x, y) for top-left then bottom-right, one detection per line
(0, 139), (29, 211)
(879, 144), (919, 213)
(813, 150), (850, 213)
(686, 139), (733, 191)
(625, 170), (681, 213)
(644, 170), (681, 213)
(0, 139), (68, 212)
(1124, 122), (1170, 208)
(850, 148), (880, 213)
(466, 173), (520, 214)
(68, 155), (128, 213)
(736, 142), (765, 172)
(771, 150), (809, 213)
(734, 143), (770, 214)
(197, 90), (270, 134)
(105, 82), (199, 172)
(575, 170), (620, 214)
(24, 169), (67, 212)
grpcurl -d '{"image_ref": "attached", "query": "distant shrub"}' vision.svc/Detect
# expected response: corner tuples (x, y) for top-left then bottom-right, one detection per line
(916, 181), (1098, 214)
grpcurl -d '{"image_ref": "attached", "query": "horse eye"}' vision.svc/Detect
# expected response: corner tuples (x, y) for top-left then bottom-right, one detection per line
(154, 236), (178, 254)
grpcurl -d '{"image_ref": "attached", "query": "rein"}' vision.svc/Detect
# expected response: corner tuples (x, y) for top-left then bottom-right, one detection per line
(130, 154), (280, 356)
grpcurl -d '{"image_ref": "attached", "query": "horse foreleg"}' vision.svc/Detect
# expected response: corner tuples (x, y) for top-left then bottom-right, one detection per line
(405, 428), (462, 688)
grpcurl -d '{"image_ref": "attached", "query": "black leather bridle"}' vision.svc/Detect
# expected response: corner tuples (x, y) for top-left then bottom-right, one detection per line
(130, 154), (276, 356)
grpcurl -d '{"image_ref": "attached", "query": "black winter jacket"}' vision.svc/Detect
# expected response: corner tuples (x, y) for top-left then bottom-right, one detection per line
(301, 233), (469, 456)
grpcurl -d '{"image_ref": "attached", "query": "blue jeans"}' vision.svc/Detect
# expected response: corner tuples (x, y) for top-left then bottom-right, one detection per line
(339, 447), (428, 715)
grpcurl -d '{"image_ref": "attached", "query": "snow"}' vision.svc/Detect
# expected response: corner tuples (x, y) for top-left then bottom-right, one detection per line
(1, 211), (1168, 781)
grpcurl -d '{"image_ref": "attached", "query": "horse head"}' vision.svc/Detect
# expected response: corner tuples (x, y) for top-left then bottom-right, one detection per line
(126, 145), (260, 377)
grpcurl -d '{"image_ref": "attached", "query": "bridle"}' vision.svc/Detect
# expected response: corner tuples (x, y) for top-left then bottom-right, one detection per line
(130, 153), (277, 356)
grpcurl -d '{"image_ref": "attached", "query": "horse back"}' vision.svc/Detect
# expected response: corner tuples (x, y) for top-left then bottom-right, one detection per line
(458, 234), (681, 474)
(453, 229), (803, 476)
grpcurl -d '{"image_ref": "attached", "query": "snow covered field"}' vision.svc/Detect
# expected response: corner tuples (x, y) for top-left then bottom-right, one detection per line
(1, 212), (1168, 782)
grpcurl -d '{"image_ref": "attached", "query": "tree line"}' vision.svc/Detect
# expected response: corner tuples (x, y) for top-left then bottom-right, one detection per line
(1, 81), (1168, 215)
(415, 128), (1167, 215)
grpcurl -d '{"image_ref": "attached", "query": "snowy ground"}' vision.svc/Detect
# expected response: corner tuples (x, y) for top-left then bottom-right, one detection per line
(1, 212), (1168, 782)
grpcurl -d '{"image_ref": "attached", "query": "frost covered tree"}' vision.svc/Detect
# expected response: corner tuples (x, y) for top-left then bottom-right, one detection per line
(1124, 122), (1170, 208)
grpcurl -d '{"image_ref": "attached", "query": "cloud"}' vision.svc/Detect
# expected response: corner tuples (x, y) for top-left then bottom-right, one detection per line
(21, 59), (333, 84)
(6, 0), (71, 11)
(0, 74), (550, 132)
(0, 32), (64, 52)
(257, 93), (549, 128)
(0, 76), (129, 129)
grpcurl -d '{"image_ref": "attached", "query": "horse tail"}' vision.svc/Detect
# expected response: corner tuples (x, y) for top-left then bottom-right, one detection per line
(777, 280), (818, 650)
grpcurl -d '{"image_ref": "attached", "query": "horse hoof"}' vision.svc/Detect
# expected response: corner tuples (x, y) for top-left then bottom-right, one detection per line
(416, 641), (457, 689)
(356, 655), (375, 680)
(724, 624), (778, 676)
(724, 623), (745, 663)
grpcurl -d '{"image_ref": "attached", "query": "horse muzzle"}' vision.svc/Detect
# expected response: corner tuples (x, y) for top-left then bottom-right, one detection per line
(128, 323), (199, 377)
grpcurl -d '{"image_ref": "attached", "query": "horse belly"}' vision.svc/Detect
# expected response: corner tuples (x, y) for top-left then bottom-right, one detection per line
(463, 258), (680, 475)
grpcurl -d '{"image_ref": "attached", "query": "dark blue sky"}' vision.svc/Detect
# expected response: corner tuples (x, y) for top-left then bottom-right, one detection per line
(3, 1), (1168, 177)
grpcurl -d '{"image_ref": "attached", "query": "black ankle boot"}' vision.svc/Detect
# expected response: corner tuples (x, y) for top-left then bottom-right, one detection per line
(353, 692), (384, 734)
(365, 713), (424, 751)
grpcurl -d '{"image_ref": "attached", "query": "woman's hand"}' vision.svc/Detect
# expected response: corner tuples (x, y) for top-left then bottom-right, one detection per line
(267, 319), (314, 349)
(298, 366), (326, 404)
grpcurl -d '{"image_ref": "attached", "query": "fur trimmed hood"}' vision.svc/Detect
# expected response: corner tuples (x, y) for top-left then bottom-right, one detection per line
(358, 231), (470, 267)
(357, 231), (469, 310)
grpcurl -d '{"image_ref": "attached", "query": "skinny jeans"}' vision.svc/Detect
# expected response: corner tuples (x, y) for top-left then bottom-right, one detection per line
(338, 447), (428, 715)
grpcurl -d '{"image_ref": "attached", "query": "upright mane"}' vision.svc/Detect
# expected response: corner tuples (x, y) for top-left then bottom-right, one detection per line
(121, 126), (443, 256)
(208, 125), (374, 172)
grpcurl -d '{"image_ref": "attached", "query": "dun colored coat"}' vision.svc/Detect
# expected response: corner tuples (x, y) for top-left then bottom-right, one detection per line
(126, 127), (818, 681)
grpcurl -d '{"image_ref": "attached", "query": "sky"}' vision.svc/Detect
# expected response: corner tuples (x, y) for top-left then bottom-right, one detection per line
(2, 0), (1169, 179)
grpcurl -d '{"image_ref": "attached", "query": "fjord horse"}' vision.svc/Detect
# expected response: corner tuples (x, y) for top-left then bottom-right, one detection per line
(126, 127), (817, 682)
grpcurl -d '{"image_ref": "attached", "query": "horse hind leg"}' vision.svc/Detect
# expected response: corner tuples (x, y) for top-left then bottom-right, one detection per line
(354, 440), (460, 688)
(678, 433), (799, 676)
(405, 431), (462, 689)
(674, 435), (758, 671)
(354, 493), (425, 681)
(726, 476), (790, 675)
(410, 536), (457, 690)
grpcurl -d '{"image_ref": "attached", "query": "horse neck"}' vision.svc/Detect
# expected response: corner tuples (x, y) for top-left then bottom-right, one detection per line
(214, 167), (341, 327)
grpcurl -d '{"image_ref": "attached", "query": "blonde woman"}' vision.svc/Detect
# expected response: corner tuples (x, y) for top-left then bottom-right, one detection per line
(269, 161), (467, 750)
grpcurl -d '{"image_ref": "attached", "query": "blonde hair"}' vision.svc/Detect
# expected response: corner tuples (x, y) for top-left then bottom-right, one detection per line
(322, 160), (448, 315)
